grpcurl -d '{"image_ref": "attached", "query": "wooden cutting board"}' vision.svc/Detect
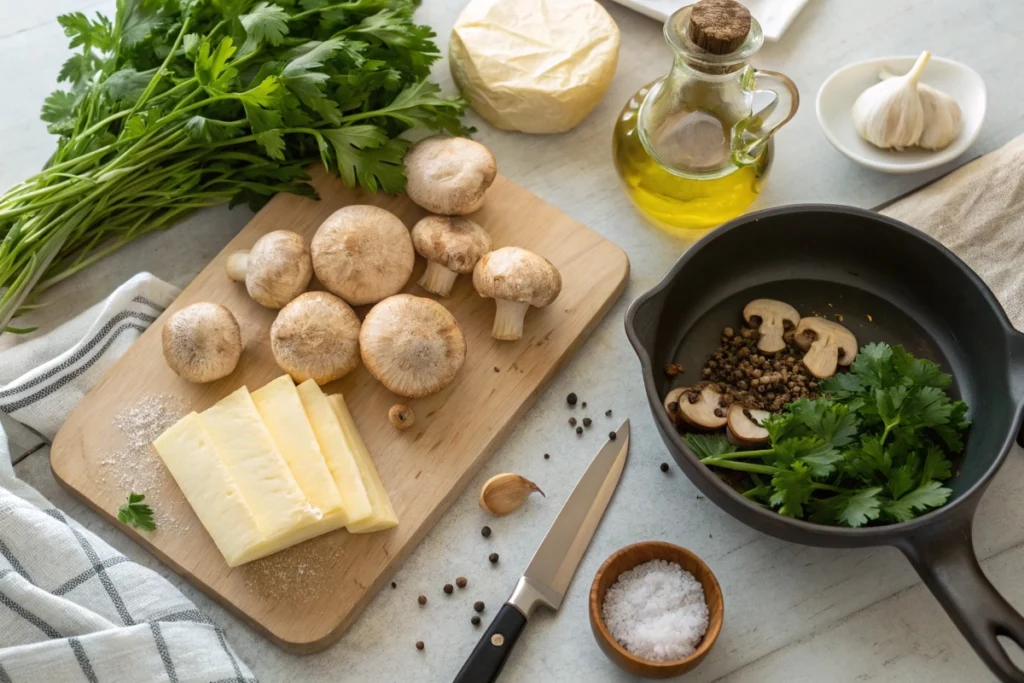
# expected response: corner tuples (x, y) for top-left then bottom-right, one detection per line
(50, 166), (629, 653)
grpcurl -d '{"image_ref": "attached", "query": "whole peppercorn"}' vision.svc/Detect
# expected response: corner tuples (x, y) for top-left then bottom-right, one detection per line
(471, 616), (481, 626)
(391, 582), (397, 589)
(443, 584), (453, 595)
(583, 417), (592, 427)
(416, 641), (424, 650)
(567, 392), (578, 406)
(582, 402), (587, 408)
(544, 453), (550, 460)
(481, 525), (492, 538)
(576, 426), (583, 435)
(474, 601), (485, 613)
(660, 463), (670, 473)
(489, 552), (499, 564)
(418, 595), (427, 606)
(456, 576), (467, 588)
(608, 431), (617, 440)
(605, 409), (613, 417)
(569, 417), (577, 427)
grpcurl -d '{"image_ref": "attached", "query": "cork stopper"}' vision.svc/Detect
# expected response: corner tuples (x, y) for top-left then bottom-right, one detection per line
(688, 0), (752, 55)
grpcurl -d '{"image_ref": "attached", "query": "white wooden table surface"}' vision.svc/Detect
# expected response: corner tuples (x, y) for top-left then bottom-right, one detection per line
(3, 1), (1024, 681)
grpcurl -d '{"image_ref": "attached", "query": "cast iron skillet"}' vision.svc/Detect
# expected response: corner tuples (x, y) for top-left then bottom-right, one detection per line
(625, 205), (1024, 682)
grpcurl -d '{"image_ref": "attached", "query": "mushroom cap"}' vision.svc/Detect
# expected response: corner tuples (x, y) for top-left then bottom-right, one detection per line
(161, 302), (242, 383)
(311, 205), (415, 306)
(411, 216), (492, 274)
(270, 291), (361, 385)
(726, 404), (771, 445)
(663, 387), (686, 428)
(360, 294), (467, 398)
(472, 247), (562, 307)
(404, 137), (497, 215)
(743, 299), (800, 354)
(794, 317), (858, 364)
(677, 383), (728, 430)
(245, 230), (312, 308)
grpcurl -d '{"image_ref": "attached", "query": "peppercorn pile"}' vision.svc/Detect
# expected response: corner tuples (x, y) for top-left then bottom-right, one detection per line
(696, 326), (821, 412)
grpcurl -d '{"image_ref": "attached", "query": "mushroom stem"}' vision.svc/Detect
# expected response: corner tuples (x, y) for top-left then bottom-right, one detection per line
(492, 300), (531, 341)
(225, 251), (249, 282)
(419, 261), (460, 297)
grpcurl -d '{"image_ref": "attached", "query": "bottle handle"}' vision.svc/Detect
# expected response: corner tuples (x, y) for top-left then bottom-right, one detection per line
(732, 68), (800, 165)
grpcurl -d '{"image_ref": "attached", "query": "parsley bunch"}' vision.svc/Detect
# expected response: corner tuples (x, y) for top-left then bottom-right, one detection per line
(687, 343), (970, 527)
(0, 0), (467, 332)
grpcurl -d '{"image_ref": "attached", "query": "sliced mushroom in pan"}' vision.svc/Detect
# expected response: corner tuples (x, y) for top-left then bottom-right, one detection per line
(743, 299), (799, 354)
(726, 404), (771, 445)
(794, 317), (857, 379)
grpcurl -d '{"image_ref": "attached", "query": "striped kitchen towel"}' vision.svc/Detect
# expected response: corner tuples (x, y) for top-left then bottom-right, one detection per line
(0, 273), (256, 682)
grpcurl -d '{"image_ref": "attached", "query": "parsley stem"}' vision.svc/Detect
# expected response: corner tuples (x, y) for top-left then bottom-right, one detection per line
(707, 447), (775, 461)
(700, 458), (779, 475)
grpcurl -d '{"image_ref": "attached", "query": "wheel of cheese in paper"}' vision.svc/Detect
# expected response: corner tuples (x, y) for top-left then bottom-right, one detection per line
(449, 0), (620, 134)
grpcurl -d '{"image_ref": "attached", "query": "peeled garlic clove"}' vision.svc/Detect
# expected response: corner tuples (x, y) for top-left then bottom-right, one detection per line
(917, 83), (962, 150)
(852, 51), (931, 149)
(479, 473), (544, 516)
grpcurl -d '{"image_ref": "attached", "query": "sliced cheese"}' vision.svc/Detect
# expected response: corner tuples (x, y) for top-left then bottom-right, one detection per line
(153, 412), (263, 567)
(296, 380), (372, 526)
(327, 393), (398, 533)
(199, 387), (320, 538)
(252, 375), (344, 520)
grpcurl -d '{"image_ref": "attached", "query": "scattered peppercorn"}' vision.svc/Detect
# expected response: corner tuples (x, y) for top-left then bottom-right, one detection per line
(567, 392), (578, 406)
(471, 616), (481, 626)
(660, 463), (669, 473)
(582, 417), (592, 427)
(576, 426), (583, 435)
(391, 582), (397, 589)
(474, 601), (485, 613)
(664, 363), (685, 377)
(582, 401), (587, 408)
(416, 641), (424, 650)
(543, 453), (550, 460)
(481, 526), (491, 538)
(605, 409), (612, 417)
(494, 366), (500, 373)
(456, 577), (467, 588)
(608, 431), (616, 440)
(568, 417), (577, 427)
(444, 584), (453, 595)
(418, 595), (427, 606)
(489, 552), (499, 564)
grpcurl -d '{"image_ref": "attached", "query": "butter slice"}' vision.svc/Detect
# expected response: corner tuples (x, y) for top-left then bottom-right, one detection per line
(199, 387), (320, 538)
(153, 412), (263, 567)
(252, 375), (344, 521)
(327, 393), (398, 533)
(296, 380), (372, 526)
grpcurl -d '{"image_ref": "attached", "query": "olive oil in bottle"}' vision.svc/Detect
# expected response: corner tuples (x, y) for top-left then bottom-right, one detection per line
(613, 84), (770, 234)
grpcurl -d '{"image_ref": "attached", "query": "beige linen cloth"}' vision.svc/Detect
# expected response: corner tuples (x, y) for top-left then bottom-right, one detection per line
(882, 133), (1024, 330)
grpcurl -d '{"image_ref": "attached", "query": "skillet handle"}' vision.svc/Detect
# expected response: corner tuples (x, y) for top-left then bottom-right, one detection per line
(1012, 332), (1024, 449)
(900, 523), (1024, 682)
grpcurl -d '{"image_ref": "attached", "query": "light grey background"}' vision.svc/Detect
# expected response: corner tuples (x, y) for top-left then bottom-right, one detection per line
(3, 1), (1023, 681)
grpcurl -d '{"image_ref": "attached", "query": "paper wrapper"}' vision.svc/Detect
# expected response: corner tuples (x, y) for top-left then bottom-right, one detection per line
(449, 0), (620, 134)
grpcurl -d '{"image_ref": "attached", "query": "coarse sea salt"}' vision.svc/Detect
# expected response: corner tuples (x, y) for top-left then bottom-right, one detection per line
(601, 559), (709, 662)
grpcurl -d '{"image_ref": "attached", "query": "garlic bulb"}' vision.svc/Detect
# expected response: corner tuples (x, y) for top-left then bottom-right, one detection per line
(878, 65), (963, 151)
(479, 473), (544, 516)
(852, 51), (931, 149)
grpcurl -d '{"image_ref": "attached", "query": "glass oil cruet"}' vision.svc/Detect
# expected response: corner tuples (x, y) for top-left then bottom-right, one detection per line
(612, 0), (799, 233)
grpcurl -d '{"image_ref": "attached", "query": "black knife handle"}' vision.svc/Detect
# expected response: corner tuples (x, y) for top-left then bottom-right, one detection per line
(453, 603), (527, 683)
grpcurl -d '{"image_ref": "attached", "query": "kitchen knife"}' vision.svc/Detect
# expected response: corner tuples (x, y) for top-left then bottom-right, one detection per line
(453, 420), (630, 682)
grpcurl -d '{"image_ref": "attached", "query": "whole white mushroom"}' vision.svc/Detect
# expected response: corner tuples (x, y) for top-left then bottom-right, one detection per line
(161, 302), (242, 383)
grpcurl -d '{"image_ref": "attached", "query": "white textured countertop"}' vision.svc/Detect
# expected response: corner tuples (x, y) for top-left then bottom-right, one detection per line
(3, 1), (1024, 681)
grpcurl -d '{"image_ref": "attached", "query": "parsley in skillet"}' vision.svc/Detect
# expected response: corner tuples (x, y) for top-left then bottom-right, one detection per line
(687, 343), (970, 527)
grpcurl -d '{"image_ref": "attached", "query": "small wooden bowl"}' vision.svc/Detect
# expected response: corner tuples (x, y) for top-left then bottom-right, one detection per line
(589, 541), (724, 679)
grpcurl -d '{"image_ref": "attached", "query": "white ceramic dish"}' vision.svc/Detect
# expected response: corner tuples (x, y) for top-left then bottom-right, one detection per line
(816, 55), (986, 174)
(608, 0), (809, 41)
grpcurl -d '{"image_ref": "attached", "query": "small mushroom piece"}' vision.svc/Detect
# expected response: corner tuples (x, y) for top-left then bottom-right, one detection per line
(676, 384), (728, 430)
(663, 387), (686, 428)
(473, 247), (562, 341)
(743, 299), (800, 354)
(225, 230), (312, 309)
(411, 216), (492, 297)
(311, 205), (415, 306)
(388, 404), (415, 430)
(404, 137), (497, 215)
(271, 292), (361, 385)
(161, 303), (242, 383)
(726, 404), (771, 445)
(794, 317), (858, 379)
(360, 294), (467, 397)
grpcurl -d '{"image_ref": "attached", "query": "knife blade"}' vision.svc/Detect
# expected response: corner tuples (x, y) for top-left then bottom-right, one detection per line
(453, 420), (630, 683)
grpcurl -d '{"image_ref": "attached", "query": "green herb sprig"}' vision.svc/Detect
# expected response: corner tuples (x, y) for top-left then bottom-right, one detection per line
(687, 343), (970, 527)
(117, 492), (156, 531)
(0, 0), (468, 332)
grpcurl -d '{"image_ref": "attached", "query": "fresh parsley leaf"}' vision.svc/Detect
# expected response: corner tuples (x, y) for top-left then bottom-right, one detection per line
(770, 463), (814, 518)
(883, 481), (951, 523)
(934, 400), (970, 453)
(891, 346), (952, 388)
(850, 342), (895, 389)
(685, 433), (736, 460)
(836, 487), (883, 527)
(195, 37), (239, 90)
(117, 492), (156, 531)
(886, 464), (916, 500)
(240, 2), (290, 52)
(820, 370), (866, 398)
(790, 398), (860, 448)
(921, 444), (953, 483)
(902, 386), (954, 429)
(102, 68), (157, 104)
(255, 129), (287, 160)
